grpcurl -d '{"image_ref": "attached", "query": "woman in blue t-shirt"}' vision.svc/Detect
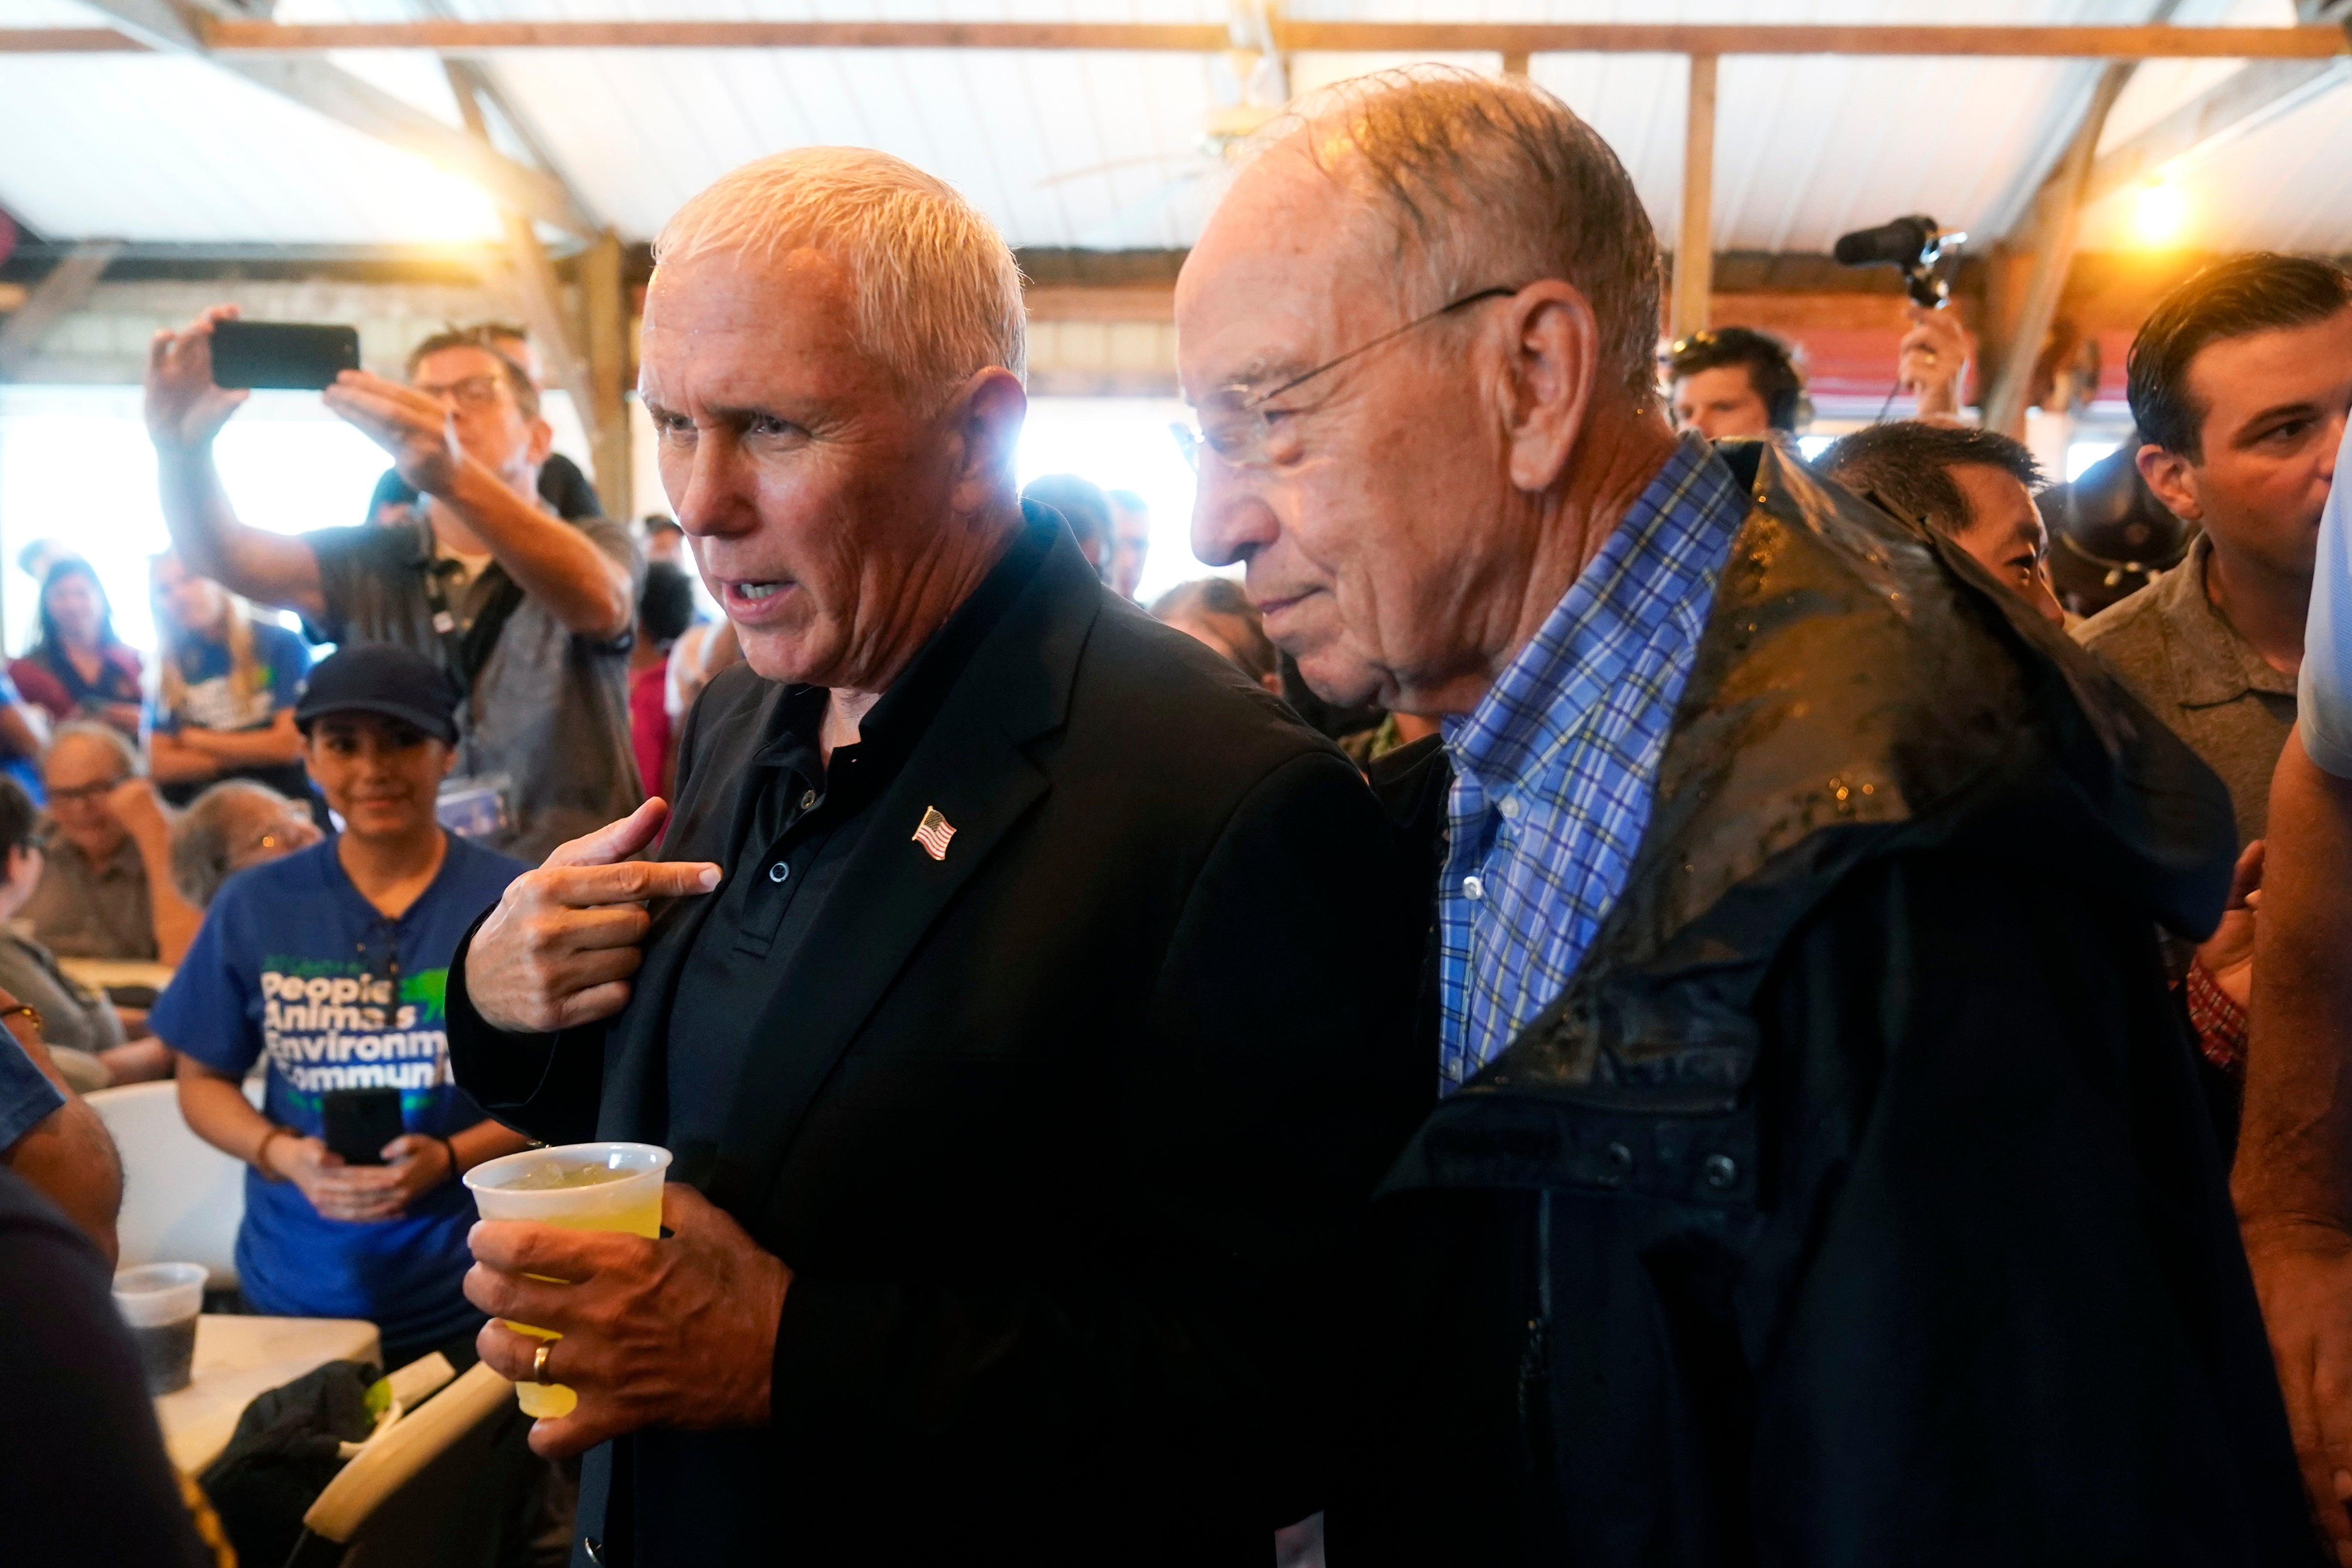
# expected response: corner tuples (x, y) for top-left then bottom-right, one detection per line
(147, 552), (316, 813)
(152, 644), (529, 1365)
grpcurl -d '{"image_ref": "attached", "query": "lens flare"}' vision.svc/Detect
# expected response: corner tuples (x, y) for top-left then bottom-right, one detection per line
(2133, 181), (2187, 248)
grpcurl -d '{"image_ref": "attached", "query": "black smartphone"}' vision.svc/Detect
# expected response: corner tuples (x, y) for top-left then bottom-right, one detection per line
(209, 320), (361, 390)
(321, 1087), (405, 1166)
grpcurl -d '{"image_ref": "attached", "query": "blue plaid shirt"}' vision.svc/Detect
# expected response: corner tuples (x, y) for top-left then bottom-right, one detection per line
(1435, 435), (1746, 1092)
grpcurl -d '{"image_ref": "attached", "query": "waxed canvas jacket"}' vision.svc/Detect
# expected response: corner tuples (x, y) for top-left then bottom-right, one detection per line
(1333, 442), (2320, 1567)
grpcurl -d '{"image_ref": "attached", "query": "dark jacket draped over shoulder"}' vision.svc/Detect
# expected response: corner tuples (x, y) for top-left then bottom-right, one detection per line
(1334, 443), (2319, 1567)
(446, 526), (1432, 1568)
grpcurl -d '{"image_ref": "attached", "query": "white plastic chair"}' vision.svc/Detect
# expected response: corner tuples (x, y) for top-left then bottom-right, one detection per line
(86, 1077), (256, 1289)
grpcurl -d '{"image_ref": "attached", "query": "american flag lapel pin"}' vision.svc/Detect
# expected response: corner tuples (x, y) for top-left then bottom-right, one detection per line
(912, 805), (957, 861)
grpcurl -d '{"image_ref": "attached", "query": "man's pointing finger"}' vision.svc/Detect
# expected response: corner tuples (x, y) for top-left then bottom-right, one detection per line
(548, 860), (721, 908)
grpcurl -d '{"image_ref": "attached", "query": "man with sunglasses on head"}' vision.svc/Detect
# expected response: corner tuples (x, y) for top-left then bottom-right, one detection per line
(1178, 66), (2313, 1563)
(146, 315), (644, 864)
(1664, 324), (1805, 442)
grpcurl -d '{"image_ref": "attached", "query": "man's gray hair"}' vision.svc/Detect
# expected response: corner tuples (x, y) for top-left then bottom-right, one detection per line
(44, 719), (139, 779)
(653, 146), (1027, 412)
(169, 779), (293, 909)
(1246, 66), (1664, 406)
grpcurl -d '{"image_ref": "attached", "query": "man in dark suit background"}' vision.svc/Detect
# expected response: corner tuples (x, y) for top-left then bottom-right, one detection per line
(444, 146), (1429, 1567)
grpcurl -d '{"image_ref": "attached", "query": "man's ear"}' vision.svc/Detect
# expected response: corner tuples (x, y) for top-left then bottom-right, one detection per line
(2136, 441), (2202, 523)
(946, 369), (1029, 516)
(1499, 282), (1601, 494)
(524, 415), (555, 472)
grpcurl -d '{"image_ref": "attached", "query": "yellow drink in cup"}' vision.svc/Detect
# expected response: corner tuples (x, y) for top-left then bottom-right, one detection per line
(463, 1142), (673, 1417)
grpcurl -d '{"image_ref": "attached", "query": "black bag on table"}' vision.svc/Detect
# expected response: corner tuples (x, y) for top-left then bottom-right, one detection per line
(195, 1359), (380, 1568)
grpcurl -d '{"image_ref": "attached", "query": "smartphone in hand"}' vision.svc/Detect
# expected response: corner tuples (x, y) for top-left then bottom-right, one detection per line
(320, 1087), (405, 1166)
(210, 321), (361, 390)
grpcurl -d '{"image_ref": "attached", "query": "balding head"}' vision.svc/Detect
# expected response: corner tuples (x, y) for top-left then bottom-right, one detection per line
(1240, 68), (1662, 407)
(170, 780), (323, 908)
(1179, 67), (1678, 715)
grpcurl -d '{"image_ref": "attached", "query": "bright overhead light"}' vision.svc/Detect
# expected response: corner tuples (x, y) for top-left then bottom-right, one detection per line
(2133, 180), (2188, 248)
(365, 153), (502, 244)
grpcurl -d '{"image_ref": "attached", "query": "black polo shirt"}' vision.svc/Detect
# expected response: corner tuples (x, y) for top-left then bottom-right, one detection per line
(660, 515), (1055, 1171)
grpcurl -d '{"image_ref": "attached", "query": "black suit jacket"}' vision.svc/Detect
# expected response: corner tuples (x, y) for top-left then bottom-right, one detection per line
(447, 527), (1431, 1567)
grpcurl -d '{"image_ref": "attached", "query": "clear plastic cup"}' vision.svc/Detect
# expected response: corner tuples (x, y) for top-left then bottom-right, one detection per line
(114, 1261), (208, 1396)
(463, 1142), (672, 1418)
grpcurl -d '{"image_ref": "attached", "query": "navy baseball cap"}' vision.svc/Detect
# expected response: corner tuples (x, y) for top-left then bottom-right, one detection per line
(294, 644), (462, 746)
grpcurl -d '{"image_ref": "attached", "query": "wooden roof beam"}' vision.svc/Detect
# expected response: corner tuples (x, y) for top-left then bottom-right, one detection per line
(5, 19), (2349, 59)
(70, 0), (594, 237)
(1980, 26), (2175, 438)
(0, 241), (123, 380)
(2084, 0), (2352, 206)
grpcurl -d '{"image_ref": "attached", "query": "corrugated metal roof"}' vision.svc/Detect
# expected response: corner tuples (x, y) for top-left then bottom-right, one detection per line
(2, 0), (2342, 256)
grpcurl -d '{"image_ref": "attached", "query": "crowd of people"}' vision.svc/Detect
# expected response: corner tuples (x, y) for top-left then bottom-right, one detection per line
(7, 60), (2352, 1568)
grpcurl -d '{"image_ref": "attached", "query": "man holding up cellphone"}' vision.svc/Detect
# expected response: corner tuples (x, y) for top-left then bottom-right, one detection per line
(155, 644), (531, 1368)
(145, 308), (645, 864)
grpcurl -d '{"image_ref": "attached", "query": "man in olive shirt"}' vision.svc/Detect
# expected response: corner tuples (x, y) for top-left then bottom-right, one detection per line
(2075, 253), (2352, 847)
(146, 317), (643, 865)
(26, 726), (202, 965)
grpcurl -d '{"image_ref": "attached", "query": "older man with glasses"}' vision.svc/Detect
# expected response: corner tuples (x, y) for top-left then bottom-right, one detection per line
(25, 724), (201, 965)
(145, 319), (644, 864)
(1177, 67), (2316, 1563)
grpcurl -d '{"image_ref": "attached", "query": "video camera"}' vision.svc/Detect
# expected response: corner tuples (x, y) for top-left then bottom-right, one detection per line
(1833, 215), (1965, 310)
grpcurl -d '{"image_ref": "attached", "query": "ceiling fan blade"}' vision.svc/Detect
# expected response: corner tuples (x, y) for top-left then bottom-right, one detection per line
(1037, 152), (1199, 188)
(1075, 169), (1210, 247)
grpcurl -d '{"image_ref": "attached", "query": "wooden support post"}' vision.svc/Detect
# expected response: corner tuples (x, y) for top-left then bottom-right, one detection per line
(1671, 54), (1717, 342)
(0, 240), (121, 379)
(1981, 61), (2135, 436)
(1501, 49), (1529, 77)
(444, 60), (612, 508)
(1980, 0), (2188, 433)
(580, 231), (632, 521)
(495, 214), (604, 480)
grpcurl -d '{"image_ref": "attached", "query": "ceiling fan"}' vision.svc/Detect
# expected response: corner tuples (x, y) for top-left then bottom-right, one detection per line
(1036, 0), (1288, 244)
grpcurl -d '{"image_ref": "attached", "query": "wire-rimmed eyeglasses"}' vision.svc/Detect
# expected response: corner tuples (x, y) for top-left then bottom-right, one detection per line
(1172, 284), (1521, 473)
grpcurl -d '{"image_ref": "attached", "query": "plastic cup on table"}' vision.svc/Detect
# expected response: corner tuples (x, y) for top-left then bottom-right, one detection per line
(114, 1262), (208, 1396)
(462, 1141), (673, 1418)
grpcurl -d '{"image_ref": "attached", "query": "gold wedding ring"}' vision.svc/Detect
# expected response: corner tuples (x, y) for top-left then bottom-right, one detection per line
(532, 1342), (554, 1385)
